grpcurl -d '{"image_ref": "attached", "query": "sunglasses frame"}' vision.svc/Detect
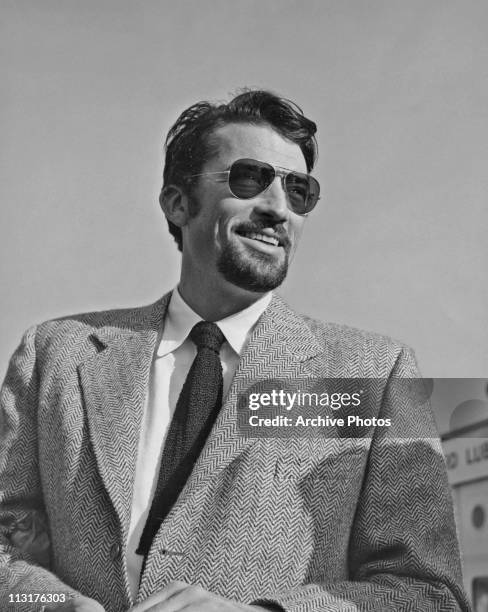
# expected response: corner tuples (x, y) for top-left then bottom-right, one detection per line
(186, 158), (320, 216)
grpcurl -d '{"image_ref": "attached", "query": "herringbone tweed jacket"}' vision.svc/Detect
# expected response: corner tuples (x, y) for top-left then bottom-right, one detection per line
(0, 293), (470, 612)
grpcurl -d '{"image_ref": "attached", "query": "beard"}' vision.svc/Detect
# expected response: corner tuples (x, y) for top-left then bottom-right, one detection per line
(216, 222), (291, 292)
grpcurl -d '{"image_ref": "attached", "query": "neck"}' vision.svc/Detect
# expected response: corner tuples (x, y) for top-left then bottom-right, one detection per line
(178, 275), (268, 321)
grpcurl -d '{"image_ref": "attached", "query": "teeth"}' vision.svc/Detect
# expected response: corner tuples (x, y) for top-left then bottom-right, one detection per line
(246, 232), (279, 246)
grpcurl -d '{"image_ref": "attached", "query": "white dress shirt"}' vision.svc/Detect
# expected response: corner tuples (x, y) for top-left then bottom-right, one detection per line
(126, 288), (272, 597)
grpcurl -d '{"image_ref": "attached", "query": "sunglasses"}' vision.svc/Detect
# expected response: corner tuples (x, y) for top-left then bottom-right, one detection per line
(186, 158), (320, 216)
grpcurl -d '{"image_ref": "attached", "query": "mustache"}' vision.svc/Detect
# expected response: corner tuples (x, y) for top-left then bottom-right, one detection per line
(234, 221), (291, 249)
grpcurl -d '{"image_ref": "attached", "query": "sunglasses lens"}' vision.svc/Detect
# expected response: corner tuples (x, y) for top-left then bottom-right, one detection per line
(229, 160), (274, 199)
(284, 174), (309, 214)
(285, 173), (320, 214)
(228, 158), (320, 215)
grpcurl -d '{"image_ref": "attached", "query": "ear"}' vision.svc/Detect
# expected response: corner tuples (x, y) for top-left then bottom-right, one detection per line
(159, 185), (191, 228)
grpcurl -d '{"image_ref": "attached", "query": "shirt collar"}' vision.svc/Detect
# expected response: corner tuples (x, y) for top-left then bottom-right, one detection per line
(157, 287), (272, 357)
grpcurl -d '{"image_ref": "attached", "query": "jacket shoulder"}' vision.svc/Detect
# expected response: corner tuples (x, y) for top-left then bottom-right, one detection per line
(302, 315), (410, 352)
(36, 301), (158, 336)
(299, 314), (417, 377)
(32, 297), (167, 366)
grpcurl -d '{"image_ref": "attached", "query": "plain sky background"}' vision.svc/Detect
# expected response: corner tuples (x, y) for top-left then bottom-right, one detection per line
(1, 1), (487, 433)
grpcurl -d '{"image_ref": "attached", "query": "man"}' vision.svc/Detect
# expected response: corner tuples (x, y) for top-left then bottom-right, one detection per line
(0, 90), (470, 611)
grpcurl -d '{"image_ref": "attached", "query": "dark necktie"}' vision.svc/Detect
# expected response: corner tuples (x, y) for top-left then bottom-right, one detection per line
(137, 321), (225, 557)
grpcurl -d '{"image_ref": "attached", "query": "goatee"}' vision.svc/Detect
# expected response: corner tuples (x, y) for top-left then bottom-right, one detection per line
(217, 222), (291, 292)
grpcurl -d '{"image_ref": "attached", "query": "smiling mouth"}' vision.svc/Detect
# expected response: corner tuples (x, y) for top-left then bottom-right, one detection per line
(244, 231), (280, 246)
(235, 228), (283, 248)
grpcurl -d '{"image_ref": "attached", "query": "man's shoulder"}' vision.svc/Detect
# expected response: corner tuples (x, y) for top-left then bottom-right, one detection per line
(300, 314), (409, 353)
(37, 299), (161, 336)
(272, 295), (409, 352)
(30, 296), (168, 361)
(291, 311), (416, 377)
(269, 296), (416, 377)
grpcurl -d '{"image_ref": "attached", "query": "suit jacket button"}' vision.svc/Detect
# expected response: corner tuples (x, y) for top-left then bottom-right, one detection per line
(110, 543), (121, 560)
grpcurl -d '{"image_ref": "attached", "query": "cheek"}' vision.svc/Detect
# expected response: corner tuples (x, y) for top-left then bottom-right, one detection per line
(288, 218), (306, 258)
(196, 213), (231, 256)
(290, 217), (306, 241)
(210, 218), (227, 253)
(215, 206), (244, 241)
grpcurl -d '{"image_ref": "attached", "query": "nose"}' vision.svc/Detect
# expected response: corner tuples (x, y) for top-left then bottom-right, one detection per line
(252, 176), (289, 222)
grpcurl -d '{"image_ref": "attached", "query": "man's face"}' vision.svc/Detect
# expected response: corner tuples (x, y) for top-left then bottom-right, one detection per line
(180, 122), (308, 294)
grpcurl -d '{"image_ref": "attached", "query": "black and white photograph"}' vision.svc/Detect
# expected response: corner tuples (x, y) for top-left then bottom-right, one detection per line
(1, 2), (487, 611)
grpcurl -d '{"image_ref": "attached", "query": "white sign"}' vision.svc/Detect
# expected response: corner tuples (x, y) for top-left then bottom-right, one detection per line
(442, 437), (488, 485)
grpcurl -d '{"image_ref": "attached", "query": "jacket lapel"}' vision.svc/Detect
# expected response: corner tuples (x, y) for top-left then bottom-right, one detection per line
(77, 294), (171, 536)
(169, 294), (326, 504)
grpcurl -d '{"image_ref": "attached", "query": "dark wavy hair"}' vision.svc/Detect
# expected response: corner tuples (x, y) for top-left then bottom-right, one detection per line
(161, 89), (318, 251)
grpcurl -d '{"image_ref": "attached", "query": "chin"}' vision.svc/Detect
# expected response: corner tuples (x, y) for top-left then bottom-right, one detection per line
(217, 240), (289, 293)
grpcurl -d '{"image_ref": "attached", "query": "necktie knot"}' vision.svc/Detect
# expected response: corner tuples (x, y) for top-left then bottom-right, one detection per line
(190, 321), (225, 353)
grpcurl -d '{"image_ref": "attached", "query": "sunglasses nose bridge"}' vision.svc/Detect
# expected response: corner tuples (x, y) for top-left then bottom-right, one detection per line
(275, 168), (289, 193)
(260, 167), (287, 194)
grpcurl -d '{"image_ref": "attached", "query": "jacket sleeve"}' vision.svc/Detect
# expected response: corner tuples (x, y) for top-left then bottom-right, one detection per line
(253, 348), (471, 612)
(0, 327), (80, 610)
